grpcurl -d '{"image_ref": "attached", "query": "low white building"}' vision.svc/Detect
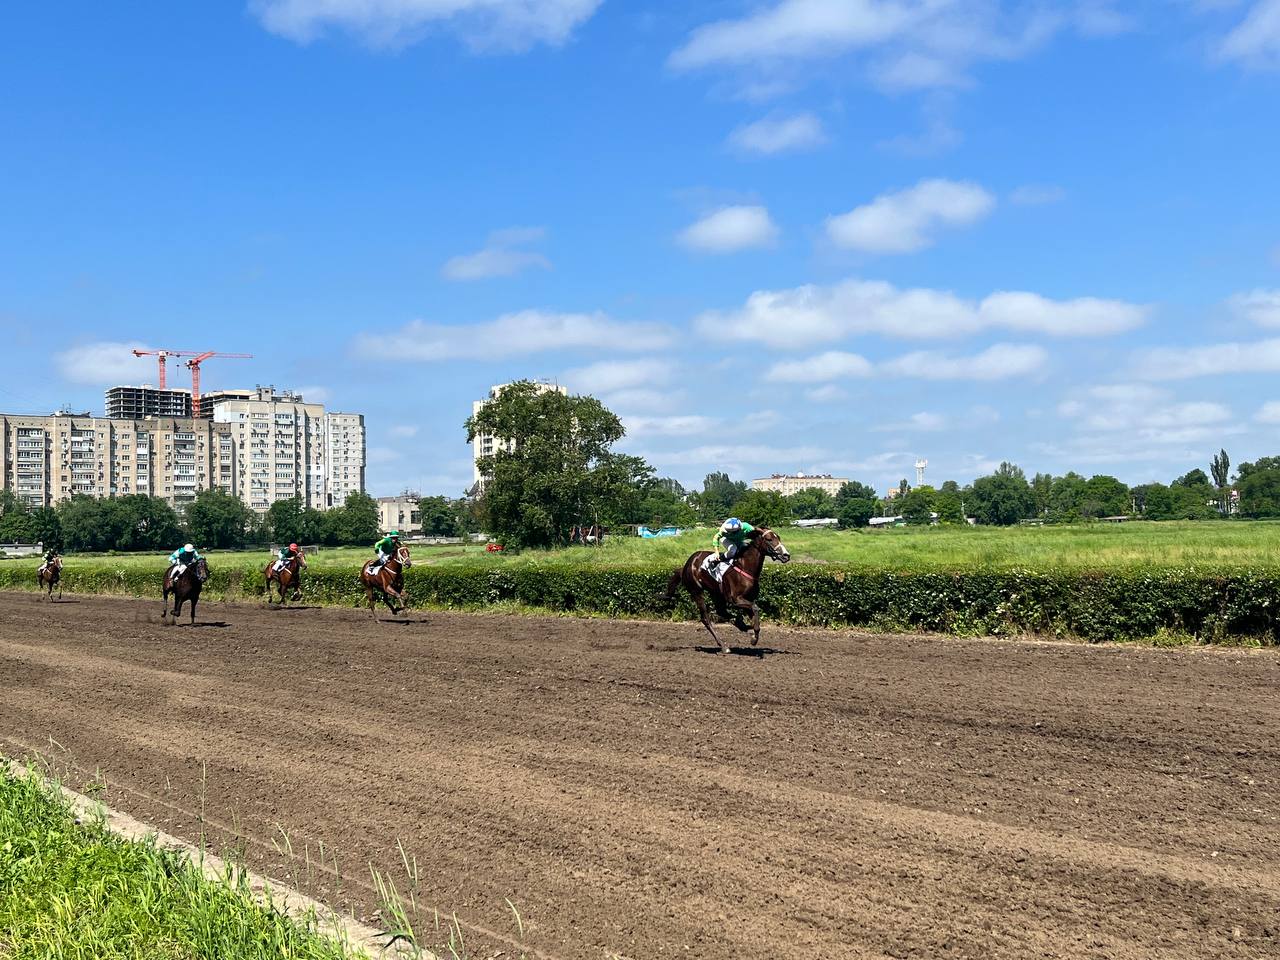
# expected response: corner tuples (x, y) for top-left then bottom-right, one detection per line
(377, 495), (422, 535)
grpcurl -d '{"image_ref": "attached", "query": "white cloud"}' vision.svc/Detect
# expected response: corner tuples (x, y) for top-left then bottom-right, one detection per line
(442, 227), (550, 280)
(805, 384), (848, 403)
(652, 443), (828, 469)
(367, 446), (402, 464)
(624, 415), (719, 437)
(1220, 0), (1280, 69)
(728, 113), (826, 155)
(1058, 383), (1234, 439)
(600, 388), (679, 413)
(1010, 184), (1067, 206)
(678, 205), (779, 253)
(696, 277), (1148, 348)
(297, 384), (332, 403)
(767, 351), (874, 382)
(769, 343), (1045, 383)
(1256, 401), (1280, 423)
(564, 358), (670, 394)
(1133, 337), (1280, 379)
(389, 424), (419, 438)
(251, 0), (602, 51)
(873, 411), (947, 432)
(880, 343), (1047, 380)
(1228, 289), (1280, 327)
(355, 310), (671, 361)
(669, 0), (1076, 92)
(56, 341), (156, 385)
(826, 179), (995, 254)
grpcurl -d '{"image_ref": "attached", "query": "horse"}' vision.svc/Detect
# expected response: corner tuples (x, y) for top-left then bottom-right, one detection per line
(264, 550), (307, 605)
(360, 545), (411, 619)
(665, 527), (791, 653)
(163, 557), (208, 625)
(36, 556), (62, 602)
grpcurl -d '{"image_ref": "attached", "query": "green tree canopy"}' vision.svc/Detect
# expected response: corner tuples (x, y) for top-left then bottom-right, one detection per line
(836, 496), (875, 529)
(185, 488), (255, 550)
(899, 488), (935, 525)
(1238, 468), (1280, 519)
(728, 490), (791, 529)
(1174, 468), (1210, 489)
(969, 472), (1034, 526)
(1081, 475), (1130, 519)
(835, 480), (879, 504)
(786, 487), (836, 520)
(466, 381), (632, 548)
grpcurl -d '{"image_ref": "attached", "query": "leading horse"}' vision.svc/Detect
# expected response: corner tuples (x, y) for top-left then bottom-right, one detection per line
(360, 545), (411, 619)
(666, 527), (791, 653)
(163, 557), (208, 625)
(264, 549), (307, 605)
(36, 555), (62, 602)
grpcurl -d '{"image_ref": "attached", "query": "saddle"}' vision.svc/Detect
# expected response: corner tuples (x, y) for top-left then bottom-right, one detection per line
(701, 555), (732, 583)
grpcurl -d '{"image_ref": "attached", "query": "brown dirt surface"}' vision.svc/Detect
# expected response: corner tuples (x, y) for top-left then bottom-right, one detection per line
(1, 591), (1278, 960)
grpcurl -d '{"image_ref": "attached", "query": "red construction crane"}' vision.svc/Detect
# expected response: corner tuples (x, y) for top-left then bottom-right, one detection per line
(131, 349), (204, 389)
(184, 352), (253, 417)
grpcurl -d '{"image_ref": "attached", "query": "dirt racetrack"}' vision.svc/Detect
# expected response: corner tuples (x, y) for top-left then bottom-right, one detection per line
(1, 592), (1278, 959)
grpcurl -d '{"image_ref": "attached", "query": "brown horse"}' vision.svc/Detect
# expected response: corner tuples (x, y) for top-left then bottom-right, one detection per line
(163, 557), (208, 625)
(264, 550), (307, 605)
(36, 555), (62, 601)
(360, 545), (411, 618)
(666, 527), (791, 653)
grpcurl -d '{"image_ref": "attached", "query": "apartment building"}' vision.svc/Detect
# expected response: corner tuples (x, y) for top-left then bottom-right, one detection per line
(751, 473), (849, 496)
(0, 412), (235, 509)
(325, 413), (366, 507)
(104, 385), (193, 419)
(470, 380), (567, 488)
(377, 495), (422, 535)
(212, 387), (327, 512)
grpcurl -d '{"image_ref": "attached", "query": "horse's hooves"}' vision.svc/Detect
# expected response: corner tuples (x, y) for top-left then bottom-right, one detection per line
(752, 636), (760, 646)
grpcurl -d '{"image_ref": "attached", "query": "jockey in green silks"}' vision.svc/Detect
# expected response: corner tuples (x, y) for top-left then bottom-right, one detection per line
(710, 517), (754, 567)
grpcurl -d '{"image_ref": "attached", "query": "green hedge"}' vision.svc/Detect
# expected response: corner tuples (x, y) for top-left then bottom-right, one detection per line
(2, 560), (1277, 644)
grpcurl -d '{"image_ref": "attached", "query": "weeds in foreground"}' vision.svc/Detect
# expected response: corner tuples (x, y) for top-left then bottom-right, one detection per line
(0, 764), (356, 959)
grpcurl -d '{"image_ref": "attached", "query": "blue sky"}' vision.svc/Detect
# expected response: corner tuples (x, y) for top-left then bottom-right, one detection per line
(3, 0), (1280, 497)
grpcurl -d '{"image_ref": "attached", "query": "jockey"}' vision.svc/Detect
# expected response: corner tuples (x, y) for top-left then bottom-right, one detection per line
(273, 542), (301, 573)
(371, 531), (401, 573)
(167, 543), (201, 582)
(37, 547), (58, 575)
(710, 517), (754, 567)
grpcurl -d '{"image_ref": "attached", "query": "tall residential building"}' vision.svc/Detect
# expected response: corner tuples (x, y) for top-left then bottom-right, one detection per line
(751, 473), (849, 496)
(324, 413), (366, 507)
(0, 413), (235, 509)
(470, 380), (567, 489)
(105, 385), (193, 419)
(212, 387), (327, 512)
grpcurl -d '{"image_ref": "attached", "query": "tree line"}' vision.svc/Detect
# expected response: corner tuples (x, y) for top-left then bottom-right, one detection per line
(466, 384), (1280, 544)
(0, 489), (383, 552)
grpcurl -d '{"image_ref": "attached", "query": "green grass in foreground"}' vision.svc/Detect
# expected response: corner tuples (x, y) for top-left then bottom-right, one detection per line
(0, 765), (353, 960)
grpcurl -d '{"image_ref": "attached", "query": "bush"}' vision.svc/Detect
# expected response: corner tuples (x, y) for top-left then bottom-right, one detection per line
(2, 556), (1278, 645)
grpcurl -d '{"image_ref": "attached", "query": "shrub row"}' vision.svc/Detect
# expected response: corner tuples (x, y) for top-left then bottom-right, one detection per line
(3, 559), (1278, 644)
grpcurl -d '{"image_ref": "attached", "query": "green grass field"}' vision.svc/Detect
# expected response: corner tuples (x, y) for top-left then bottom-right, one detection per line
(0, 765), (355, 960)
(3, 520), (1280, 575)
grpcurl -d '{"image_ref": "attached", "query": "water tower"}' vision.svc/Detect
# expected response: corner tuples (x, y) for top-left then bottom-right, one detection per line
(915, 459), (928, 487)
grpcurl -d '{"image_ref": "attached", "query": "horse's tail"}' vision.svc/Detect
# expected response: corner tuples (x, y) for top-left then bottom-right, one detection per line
(664, 565), (686, 603)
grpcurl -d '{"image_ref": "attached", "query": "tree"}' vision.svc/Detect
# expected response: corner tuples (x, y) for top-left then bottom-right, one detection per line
(1237, 468), (1280, 519)
(837, 496), (875, 529)
(996, 461), (1026, 481)
(465, 381), (629, 548)
(969, 472), (1034, 526)
(835, 480), (878, 505)
(417, 496), (459, 537)
(1211, 448), (1230, 514)
(899, 488), (935, 525)
(1174, 468), (1210, 489)
(1030, 472), (1054, 517)
(1081, 475), (1130, 519)
(1236, 456), (1280, 481)
(185, 488), (255, 549)
(940, 480), (960, 495)
(1048, 473), (1088, 523)
(935, 491), (965, 524)
(330, 491), (380, 545)
(695, 472), (748, 522)
(28, 507), (62, 550)
(729, 489), (791, 528)
(266, 497), (306, 545)
(787, 487), (836, 520)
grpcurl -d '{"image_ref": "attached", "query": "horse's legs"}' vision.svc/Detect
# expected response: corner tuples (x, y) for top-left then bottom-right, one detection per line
(365, 585), (378, 619)
(691, 589), (729, 654)
(189, 594), (197, 625)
